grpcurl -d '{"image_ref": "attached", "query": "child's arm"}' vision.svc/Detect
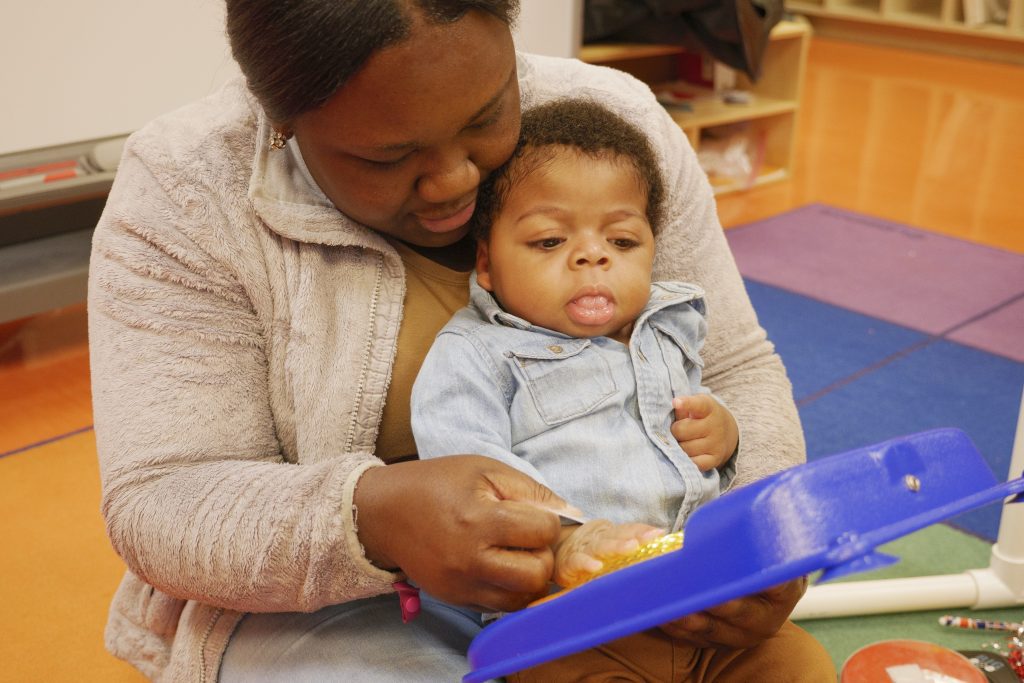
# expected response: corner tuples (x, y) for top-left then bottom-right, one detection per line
(553, 520), (664, 588)
(671, 394), (739, 472)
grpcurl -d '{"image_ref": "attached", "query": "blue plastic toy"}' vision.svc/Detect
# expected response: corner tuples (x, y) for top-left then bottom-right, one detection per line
(464, 428), (1024, 682)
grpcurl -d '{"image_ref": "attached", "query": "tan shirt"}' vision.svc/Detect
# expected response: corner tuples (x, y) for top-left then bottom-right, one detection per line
(375, 240), (471, 462)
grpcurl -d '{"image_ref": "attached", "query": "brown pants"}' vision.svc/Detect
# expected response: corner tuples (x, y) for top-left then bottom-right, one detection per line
(506, 621), (836, 683)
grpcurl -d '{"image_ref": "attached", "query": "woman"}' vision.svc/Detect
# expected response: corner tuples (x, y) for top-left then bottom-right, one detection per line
(88, 1), (829, 680)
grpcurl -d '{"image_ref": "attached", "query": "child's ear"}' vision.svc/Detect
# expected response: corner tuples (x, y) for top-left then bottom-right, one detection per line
(475, 240), (494, 291)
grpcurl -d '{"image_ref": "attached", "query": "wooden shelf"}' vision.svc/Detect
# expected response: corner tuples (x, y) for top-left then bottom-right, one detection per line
(789, 0), (1024, 64)
(579, 18), (811, 195)
(661, 92), (799, 130)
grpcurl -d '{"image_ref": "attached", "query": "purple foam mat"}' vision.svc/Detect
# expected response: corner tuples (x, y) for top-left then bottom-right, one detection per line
(726, 204), (1024, 362)
(948, 296), (1024, 363)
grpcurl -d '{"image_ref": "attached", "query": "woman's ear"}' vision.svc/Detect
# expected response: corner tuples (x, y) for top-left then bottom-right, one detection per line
(475, 240), (494, 291)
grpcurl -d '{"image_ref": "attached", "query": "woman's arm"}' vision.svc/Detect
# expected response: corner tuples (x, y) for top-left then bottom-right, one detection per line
(89, 149), (397, 613)
(646, 92), (805, 486)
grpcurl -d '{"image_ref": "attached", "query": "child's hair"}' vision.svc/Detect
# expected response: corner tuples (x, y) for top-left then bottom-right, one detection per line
(470, 98), (664, 240)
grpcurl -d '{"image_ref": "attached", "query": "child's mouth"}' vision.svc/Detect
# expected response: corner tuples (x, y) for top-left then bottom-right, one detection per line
(566, 294), (615, 326)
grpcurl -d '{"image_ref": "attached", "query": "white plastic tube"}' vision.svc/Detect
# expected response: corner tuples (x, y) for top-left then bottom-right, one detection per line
(792, 573), (979, 620)
(793, 387), (1024, 620)
(987, 386), (1024, 597)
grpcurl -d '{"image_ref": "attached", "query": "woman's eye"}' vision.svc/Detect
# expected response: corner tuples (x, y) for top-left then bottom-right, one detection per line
(468, 110), (502, 131)
(361, 154), (410, 169)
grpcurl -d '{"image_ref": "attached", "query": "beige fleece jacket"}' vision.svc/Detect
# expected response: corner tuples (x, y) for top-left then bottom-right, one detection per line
(88, 52), (805, 681)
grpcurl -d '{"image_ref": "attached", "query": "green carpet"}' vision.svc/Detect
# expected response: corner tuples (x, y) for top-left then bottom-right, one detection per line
(797, 524), (1023, 672)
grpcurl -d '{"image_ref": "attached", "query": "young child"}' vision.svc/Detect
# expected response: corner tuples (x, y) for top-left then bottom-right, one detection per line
(412, 98), (738, 588)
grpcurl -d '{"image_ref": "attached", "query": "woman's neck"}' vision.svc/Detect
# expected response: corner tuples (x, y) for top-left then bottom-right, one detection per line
(402, 235), (477, 272)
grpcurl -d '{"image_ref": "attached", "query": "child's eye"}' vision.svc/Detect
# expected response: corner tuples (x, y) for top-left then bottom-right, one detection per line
(530, 237), (565, 250)
(611, 238), (639, 249)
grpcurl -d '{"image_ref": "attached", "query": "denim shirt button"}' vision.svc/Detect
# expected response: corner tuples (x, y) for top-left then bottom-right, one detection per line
(547, 345), (564, 354)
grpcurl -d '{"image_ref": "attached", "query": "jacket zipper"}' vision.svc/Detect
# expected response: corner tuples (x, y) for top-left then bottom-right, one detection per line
(198, 606), (224, 683)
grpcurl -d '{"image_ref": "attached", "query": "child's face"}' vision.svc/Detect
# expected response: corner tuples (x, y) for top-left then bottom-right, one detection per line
(476, 148), (655, 343)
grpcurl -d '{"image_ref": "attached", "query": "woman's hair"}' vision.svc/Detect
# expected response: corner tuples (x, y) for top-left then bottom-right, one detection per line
(226, 0), (519, 123)
(470, 99), (665, 239)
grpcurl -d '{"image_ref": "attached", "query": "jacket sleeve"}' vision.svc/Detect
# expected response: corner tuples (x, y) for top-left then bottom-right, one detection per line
(88, 146), (396, 614)
(411, 330), (554, 489)
(642, 83), (805, 487)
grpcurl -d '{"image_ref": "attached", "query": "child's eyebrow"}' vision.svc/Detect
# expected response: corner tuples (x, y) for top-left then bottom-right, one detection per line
(515, 206), (567, 223)
(514, 206), (647, 226)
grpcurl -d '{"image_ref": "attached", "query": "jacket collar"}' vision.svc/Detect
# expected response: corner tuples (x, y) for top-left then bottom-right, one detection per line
(247, 110), (394, 252)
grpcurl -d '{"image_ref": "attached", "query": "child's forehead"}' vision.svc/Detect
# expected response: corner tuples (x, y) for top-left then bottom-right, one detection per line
(513, 144), (633, 174)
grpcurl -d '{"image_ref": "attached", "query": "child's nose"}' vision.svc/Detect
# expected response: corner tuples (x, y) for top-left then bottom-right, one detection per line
(572, 240), (610, 268)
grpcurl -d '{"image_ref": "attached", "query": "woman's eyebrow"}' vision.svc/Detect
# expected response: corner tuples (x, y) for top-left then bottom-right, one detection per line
(464, 66), (516, 126)
(355, 66), (517, 155)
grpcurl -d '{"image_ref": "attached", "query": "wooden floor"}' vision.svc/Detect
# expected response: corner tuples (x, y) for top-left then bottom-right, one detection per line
(1, 36), (1022, 680)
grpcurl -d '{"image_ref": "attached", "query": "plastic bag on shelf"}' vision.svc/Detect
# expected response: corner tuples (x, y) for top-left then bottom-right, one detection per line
(697, 122), (765, 190)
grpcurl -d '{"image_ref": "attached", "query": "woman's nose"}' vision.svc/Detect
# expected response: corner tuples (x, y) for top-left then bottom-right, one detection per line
(416, 151), (480, 204)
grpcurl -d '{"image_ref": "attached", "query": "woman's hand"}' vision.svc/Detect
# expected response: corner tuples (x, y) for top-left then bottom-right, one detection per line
(353, 455), (577, 612)
(658, 577), (808, 649)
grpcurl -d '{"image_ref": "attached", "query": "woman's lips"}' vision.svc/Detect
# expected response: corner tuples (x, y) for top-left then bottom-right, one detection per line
(415, 201), (476, 233)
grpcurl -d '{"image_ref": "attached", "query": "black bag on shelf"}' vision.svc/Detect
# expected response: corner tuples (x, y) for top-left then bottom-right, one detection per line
(582, 0), (784, 80)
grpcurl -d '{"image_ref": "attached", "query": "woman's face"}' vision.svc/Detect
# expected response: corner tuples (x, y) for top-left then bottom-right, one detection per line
(291, 10), (521, 247)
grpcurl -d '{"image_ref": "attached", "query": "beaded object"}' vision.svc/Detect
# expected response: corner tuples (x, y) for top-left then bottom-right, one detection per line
(1005, 630), (1024, 680)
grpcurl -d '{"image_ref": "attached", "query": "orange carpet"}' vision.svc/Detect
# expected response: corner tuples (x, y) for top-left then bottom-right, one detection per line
(0, 431), (144, 681)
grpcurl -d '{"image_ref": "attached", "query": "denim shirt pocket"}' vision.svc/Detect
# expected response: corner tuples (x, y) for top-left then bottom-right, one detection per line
(509, 338), (617, 426)
(650, 320), (705, 397)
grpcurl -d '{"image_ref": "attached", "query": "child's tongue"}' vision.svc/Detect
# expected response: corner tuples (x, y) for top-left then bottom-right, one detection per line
(566, 294), (614, 326)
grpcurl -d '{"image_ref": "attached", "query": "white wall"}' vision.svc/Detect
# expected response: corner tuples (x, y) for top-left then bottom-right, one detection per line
(0, 0), (238, 156)
(1, 0), (582, 157)
(513, 0), (583, 58)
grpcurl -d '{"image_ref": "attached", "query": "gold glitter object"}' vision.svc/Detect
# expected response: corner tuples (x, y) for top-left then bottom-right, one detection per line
(576, 531), (685, 586)
(530, 531), (686, 607)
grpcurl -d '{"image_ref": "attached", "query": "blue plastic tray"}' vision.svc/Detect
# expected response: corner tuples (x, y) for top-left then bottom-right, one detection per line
(465, 428), (1024, 682)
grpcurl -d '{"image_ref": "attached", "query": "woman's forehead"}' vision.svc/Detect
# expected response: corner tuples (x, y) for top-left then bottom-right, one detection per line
(296, 11), (516, 150)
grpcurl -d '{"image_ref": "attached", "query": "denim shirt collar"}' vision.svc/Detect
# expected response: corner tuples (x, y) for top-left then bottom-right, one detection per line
(467, 276), (705, 341)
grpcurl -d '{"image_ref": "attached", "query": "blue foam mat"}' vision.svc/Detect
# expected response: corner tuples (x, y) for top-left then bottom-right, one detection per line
(745, 279), (928, 401)
(748, 280), (1024, 541)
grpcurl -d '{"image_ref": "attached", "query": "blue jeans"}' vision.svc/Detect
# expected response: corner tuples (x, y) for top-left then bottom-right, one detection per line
(219, 593), (496, 682)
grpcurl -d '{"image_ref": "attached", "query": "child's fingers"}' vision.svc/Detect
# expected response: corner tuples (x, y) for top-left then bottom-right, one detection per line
(673, 394), (716, 420)
(564, 552), (603, 575)
(554, 552), (604, 588)
(582, 522), (662, 555)
(671, 415), (710, 444)
(688, 453), (719, 472)
(588, 535), (641, 558)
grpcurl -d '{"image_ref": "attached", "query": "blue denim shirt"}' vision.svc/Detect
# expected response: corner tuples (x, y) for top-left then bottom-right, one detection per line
(411, 280), (732, 532)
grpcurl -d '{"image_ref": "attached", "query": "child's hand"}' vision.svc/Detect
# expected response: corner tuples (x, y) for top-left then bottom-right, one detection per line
(671, 394), (739, 472)
(554, 520), (664, 588)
